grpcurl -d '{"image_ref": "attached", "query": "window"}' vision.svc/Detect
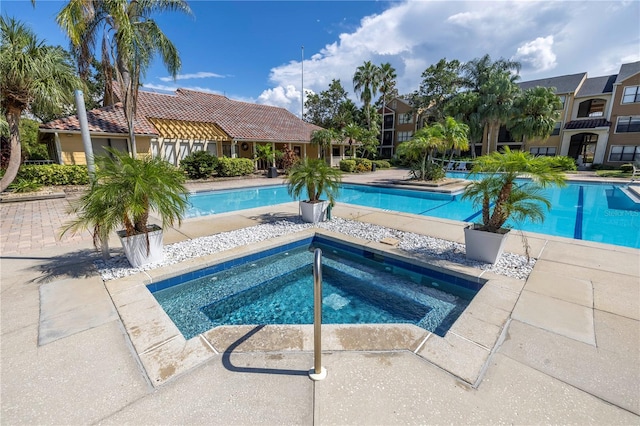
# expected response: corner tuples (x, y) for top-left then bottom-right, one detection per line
(206, 141), (217, 156)
(398, 113), (412, 124)
(622, 86), (640, 104)
(577, 98), (606, 118)
(616, 116), (640, 133)
(332, 147), (341, 157)
(551, 121), (562, 136)
(608, 145), (640, 162)
(397, 131), (412, 142)
(530, 147), (557, 156)
(557, 95), (566, 109)
(383, 115), (394, 129)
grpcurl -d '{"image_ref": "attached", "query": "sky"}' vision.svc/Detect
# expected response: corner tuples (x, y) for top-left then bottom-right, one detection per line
(3, 0), (640, 118)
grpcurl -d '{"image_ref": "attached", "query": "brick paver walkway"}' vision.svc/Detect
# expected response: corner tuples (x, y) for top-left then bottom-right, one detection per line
(0, 198), (94, 256)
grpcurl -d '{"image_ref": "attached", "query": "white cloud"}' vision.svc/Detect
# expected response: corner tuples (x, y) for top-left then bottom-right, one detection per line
(159, 71), (225, 82)
(256, 0), (640, 115)
(512, 36), (557, 72)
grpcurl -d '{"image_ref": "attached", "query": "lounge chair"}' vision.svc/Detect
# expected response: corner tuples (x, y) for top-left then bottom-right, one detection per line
(632, 163), (640, 178)
(455, 162), (467, 171)
(446, 161), (456, 171)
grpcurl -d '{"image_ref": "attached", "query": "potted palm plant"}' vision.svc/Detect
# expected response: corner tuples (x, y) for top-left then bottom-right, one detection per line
(286, 158), (341, 223)
(62, 148), (189, 267)
(461, 147), (566, 263)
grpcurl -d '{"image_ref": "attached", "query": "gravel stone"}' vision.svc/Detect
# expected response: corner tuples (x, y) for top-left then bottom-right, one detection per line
(95, 217), (535, 281)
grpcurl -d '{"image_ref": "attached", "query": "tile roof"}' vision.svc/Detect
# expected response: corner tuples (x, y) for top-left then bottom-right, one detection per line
(41, 88), (321, 143)
(40, 103), (157, 135)
(564, 118), (611, 130)
(518, 72), (587, 94)
(575, 75), (617, 98)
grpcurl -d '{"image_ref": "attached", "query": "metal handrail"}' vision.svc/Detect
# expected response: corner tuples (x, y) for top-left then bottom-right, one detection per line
(309, 248), (326, 380)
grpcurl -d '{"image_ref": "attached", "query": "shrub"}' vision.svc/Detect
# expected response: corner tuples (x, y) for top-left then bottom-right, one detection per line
(216, 157), (255, 177)
(180, 151), (218, 179)
(17, 164), (89, 185)
(374, 160), (391, 169)
(620, 163), (634, 173)
(545, 155), (577, 171)
(340, 159), (356, 172)
(354, 158), (372, 172)
(8, 178), (42, 193)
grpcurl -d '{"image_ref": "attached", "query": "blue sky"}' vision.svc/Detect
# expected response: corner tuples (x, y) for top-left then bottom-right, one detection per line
(3, 0), (640, 117)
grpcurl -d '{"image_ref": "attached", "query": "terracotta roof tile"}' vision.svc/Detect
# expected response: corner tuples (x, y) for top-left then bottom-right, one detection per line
(41, 88), (321, 142)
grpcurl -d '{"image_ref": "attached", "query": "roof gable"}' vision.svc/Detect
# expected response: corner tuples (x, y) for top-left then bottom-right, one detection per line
(615, 61), (640, 84)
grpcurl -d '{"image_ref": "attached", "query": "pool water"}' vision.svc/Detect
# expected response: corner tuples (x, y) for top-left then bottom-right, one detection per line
(186, 180), (640, 249)
(150, 236), (481, 339)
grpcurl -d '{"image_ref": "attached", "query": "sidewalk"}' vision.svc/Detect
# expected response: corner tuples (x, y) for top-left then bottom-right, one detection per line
(1, 169), (638, 424)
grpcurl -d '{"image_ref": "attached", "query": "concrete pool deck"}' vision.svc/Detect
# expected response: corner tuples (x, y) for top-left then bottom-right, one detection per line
(1, 169), (639, 424)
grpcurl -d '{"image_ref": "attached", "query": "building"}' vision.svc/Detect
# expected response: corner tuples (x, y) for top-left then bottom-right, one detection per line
(39, 87), (356, 167)
(518, 61), (640, 166)
(378, 97), (421, 158)
(380, 61), (639, 166)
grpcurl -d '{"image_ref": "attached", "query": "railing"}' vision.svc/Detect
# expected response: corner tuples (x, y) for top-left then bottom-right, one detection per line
(309, 248), (327, 381)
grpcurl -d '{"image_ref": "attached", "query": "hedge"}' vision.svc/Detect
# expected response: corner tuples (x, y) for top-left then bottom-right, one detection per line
(373, 160), (391, 169)
(16, 164), (90, 185)
(216, 157), (255, 177)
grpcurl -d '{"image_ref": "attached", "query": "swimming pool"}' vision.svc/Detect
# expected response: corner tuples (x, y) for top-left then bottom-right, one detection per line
(150, 235), (481, 339)
(187, 180), (640, 249)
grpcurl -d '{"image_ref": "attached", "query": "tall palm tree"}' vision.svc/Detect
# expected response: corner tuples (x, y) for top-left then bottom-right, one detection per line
(57, 0), (192, 158)
(508, 86), (562, 151)
(353, 61), (380, 131)
(477, 71), (521, 154)
(0, 16), (80, 192)
(377, 62), (396, 150)
(461, 54), (521, 92)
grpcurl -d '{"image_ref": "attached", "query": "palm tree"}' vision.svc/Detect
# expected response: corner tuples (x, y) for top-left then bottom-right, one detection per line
(477, 71), (521, 154)
(396, 127), (444, 181)
(461, 54), (521, 92)
(56, 0), (192, 158)
(353, 61), (380, 131)
(508, 86), (562, 150)
(286, 158), (342, 204)
(0, 16), (80, 192)
(62, 148), (189, 260)
(377, 62), (397, 151)
(341, 123), (362, 158)
(431, 116), (470, 165)
(310, 128), (338, 161)
(462, 147), (566, 233)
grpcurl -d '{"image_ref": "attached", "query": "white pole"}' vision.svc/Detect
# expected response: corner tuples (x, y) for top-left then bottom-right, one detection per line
(309, 248), (326, 381)
(301, 46), (304, 119)
(74, 90), (95, 180)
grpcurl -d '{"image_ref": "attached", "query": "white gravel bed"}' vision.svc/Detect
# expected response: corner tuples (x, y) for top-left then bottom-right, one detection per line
(95, 217), (535, 281)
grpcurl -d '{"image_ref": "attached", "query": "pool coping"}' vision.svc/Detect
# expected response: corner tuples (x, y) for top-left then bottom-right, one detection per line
(104, 228), (526, 387)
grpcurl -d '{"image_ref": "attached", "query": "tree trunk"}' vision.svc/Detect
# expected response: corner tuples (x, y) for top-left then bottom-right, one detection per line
(0, 107), (23, 192)
(117, 55), (137, 158)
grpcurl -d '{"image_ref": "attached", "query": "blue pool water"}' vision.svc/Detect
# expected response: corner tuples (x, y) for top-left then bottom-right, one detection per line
(186, 179), (640, 249)
(150, 236), (481, 339)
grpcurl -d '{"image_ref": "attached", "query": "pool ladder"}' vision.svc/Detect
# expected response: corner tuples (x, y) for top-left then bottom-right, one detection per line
(309, 248), (327, 381)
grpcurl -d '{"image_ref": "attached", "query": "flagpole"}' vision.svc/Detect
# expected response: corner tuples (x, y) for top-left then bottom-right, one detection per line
(301, 45), (304, 119)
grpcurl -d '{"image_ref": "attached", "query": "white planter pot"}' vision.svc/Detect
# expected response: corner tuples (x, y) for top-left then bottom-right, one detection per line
(464, 224), (509, 264)
(300, 200), (329, 223)
(117, 225), (164, 267)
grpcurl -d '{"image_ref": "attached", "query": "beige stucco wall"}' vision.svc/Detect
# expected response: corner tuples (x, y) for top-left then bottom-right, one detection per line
(58, 135), (152, 165)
